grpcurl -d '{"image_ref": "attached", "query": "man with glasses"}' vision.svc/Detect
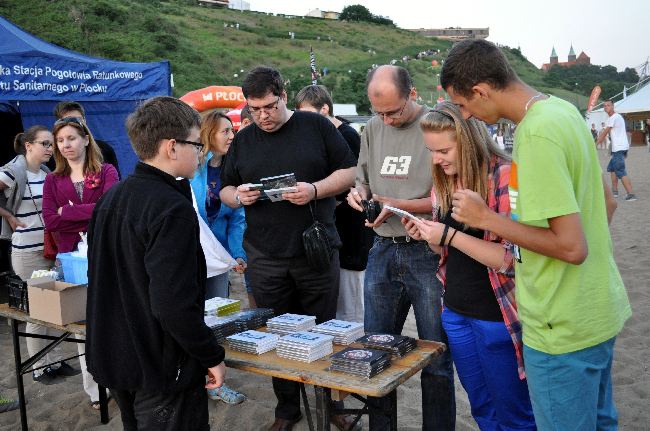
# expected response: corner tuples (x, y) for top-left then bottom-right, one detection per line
(86, 97), (225, 430)
(220, 66), (357, 431)
(346, 65), (455, 430)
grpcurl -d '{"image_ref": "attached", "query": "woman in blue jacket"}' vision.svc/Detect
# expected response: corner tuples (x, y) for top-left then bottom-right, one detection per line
(191, 112), (247, 298)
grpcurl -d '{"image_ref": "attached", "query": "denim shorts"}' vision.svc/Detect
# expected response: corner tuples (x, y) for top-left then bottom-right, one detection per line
(606, 150), (628, 178)
(523, 337), (618, 430)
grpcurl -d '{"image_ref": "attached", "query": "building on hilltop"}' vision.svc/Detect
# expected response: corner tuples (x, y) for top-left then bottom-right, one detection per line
(409, 27), (489, 41)
(541, 45), (590, 71)
(306, 8), (340, 20)
(198, 0), (230, 8)
(228, 0), (250, 10)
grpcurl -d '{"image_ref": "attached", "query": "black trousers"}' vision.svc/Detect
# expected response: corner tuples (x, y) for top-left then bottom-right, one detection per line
(111, 385), (209, 431)
(247, 245), (340, 420)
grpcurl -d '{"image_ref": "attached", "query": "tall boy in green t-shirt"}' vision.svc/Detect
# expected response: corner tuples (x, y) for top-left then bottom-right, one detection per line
(439, 39), (631, 430)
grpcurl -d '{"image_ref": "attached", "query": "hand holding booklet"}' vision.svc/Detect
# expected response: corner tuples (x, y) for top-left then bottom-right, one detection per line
(246, 173), (298, 202)
(383, 205), (419, 221)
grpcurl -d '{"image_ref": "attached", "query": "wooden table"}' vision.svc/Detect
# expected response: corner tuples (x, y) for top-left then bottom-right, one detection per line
(0, 303), (109, 431)
(224, 335), (445, 430)
(1, 302), (445, 430)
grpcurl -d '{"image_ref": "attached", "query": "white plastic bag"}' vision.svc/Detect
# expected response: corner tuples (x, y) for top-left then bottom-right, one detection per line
(189, 186), (236, 277)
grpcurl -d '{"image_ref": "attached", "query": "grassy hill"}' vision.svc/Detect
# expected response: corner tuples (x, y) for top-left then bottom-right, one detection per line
(0, 0), (588, 113)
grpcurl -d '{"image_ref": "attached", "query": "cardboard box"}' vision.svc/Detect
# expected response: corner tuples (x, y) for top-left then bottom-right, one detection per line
(27, 277), (87, 325)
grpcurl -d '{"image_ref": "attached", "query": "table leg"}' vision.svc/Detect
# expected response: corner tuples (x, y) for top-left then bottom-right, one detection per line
(367, 390), (397, 431)
(314, 386), (331, 431)
(10, 319), (28, 431)
(98, 385), (109, 423)
(388, 390), (397, 430)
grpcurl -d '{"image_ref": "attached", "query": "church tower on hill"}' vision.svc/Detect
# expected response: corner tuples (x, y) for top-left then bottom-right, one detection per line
(568, 44), (576, 62)
(541, 45), (590, 71)
(550, 46), (558, 66)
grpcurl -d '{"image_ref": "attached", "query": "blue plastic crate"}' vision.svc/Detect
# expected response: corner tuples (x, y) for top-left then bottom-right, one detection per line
(57, 252), (88, 284)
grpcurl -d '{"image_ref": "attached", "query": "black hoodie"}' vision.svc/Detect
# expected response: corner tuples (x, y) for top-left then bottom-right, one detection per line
(86, 162), (224, 393)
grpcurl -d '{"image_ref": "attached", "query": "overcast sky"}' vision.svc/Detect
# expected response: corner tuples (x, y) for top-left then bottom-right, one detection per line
(248, 0), (649, 73)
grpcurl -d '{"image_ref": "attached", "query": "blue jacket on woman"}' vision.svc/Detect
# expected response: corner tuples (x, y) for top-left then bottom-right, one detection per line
(190, 153), (247, 261)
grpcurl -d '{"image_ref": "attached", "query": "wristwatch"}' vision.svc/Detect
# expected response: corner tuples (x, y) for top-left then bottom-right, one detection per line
(235, 193), (242, 206)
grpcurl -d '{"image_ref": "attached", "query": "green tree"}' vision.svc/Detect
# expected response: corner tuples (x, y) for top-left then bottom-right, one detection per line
(619, 67), (639, 83)
(339, 5), (373, 22)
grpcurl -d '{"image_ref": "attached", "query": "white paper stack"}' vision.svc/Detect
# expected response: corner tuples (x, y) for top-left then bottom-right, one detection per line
(204, 297), (241, 316)
(311, 319), (365, 345)
(276, 331), (334, 363)
(266, 313), (316, 335)
(227, 330), (280, 354)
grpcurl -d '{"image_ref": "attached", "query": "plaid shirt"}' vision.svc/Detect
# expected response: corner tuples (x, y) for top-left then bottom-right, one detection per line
(434, 155), (525, 379)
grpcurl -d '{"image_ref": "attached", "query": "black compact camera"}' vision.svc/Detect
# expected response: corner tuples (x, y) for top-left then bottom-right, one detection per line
(361, 199), (381, 223)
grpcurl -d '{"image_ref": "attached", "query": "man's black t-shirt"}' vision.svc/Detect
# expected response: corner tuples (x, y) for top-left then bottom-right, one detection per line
(220, 110), (356, 258)
(334, 122), (375, 271)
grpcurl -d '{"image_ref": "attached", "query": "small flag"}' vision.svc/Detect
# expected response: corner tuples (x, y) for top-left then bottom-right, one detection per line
(586, 85), (601, 113)
(310, 46), (318, 85)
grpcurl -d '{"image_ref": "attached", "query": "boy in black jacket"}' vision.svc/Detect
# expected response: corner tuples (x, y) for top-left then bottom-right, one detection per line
(86, 97), (225, 430)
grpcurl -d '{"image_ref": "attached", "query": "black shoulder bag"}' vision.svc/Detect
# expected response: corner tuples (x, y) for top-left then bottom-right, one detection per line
(302, 198), (333, 272)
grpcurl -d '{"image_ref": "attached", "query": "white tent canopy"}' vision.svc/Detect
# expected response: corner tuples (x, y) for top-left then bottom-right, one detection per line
(588, 81), (650, 124)
(610, 82), (650, 114)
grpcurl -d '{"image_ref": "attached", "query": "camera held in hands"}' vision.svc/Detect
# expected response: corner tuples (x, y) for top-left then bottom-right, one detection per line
(361, 199), (381, 223)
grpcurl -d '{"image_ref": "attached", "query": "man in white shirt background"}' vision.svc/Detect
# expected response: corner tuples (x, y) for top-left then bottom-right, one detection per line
(598, 99), (637, 201)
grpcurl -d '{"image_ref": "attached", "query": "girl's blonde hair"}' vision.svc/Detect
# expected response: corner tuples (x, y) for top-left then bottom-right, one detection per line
(420, 101), (508, 217)
(52, 117), (103, 176)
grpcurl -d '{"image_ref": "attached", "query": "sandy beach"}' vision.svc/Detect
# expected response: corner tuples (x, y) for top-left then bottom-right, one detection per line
(1, 146), (648, 431)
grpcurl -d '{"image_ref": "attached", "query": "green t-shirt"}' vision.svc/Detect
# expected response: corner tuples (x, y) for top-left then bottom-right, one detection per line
(510, 96), (631, 355)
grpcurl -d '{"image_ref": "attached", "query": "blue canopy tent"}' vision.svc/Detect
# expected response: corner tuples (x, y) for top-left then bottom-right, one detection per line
(0, 16), (172, 175)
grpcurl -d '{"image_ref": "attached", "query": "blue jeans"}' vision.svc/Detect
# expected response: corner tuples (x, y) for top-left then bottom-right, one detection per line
(442, 309), (535, 431)
(524, 337), (617, 431)
(205, 272), (229, 300)
(606, 150), (628, 178)
(364, 237), (455, 430)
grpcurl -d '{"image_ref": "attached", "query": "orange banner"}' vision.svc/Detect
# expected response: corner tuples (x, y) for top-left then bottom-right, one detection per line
(180, 86), (245, 112)
(587, 85), (602, 113)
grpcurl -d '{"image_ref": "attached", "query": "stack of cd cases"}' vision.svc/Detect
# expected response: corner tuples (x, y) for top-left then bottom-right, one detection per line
(329, 348), (392, 378)
(227, 330), (280, 354)
(357, 333), (417, 358)
(204, 315), (240, 344)
(232, 308), (275, 332)
(204, 297), (241, 317)
(266, 313), (316, 335)
(276, 331), (333, 363)
(311, 319), (365, 345)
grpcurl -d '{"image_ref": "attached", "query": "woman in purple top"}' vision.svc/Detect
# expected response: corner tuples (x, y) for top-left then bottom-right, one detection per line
(42, 116), (118, 409)
(42, 117), (118, 253)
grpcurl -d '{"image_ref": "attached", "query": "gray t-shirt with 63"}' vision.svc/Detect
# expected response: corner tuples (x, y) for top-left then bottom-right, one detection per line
(356, 105), (433, 237)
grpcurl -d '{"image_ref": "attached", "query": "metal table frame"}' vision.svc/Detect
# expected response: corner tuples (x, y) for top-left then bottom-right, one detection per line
(2, 305), (109, 431)
(300, 383), (397, 431)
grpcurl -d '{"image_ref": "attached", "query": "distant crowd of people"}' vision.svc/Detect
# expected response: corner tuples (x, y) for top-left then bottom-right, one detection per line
(2, 39), (633, 431)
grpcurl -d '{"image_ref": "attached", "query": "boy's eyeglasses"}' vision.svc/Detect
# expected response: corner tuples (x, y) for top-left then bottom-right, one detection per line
(174, 139), (204, 152)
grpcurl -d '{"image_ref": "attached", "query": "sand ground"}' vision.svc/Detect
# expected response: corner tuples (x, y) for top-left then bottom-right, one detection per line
(1, 146), (648, 430)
